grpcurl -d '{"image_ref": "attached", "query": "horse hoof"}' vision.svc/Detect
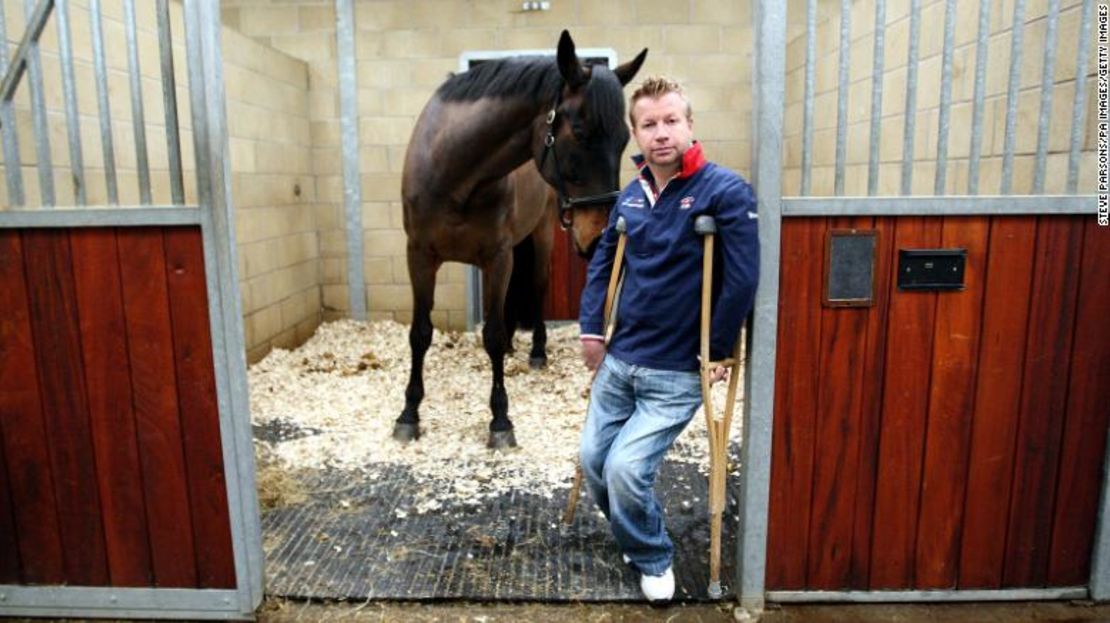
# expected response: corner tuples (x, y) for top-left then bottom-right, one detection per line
(529, 356), (547, 370)
(392, 422), (421, 443)
(487, 429), (517, 449)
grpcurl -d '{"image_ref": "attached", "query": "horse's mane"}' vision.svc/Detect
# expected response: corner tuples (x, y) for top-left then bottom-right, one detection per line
(436, 57), (627, 133)
(437, 57), (563, 104)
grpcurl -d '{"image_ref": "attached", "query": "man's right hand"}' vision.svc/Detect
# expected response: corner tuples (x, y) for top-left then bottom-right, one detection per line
(581, 339), (606, 372)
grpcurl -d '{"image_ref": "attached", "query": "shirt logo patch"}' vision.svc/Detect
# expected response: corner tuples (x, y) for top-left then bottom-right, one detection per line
(622, 197), (646, 209)
(680, 196), (695, 210)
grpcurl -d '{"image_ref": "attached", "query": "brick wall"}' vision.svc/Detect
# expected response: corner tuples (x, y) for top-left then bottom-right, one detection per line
(781, 0), (1095, 196)
(221, 0), (757, 331)
(0, 0), (320, 363)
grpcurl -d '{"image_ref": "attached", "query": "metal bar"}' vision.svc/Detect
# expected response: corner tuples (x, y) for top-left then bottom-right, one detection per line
(55, 0), (84, 205)
(933, 0), (957, 195)
(800, 0), (816, 196)
(193, 1), (264, 612)
(738, 0), (785, 612)
(833, 0), (851, 195)
(336, 0), (367, 320)
(967, 0), (991, 194)
(1068, 0), (1094, 194)
(466, 268), (483, 329)
(158, 0), (184, 205)
(782, 194), (1095, 216)
(23, 0), (54, 206)
(1000, 0), (1027, 194)
(0, 586), (248, 620)
(867, 0), (886, 195)
(900, 0), (921, 194)
(0, 0), (52, 103)
(0, 0), (25, 206)
(1032, 0), (1060, 194)
(1091, 389), (1110, 600)
(89, 0), (117, 204)
(0, 205), (201, 228)
(124, 0), (152, 204)
(767, 587), (1087, 603)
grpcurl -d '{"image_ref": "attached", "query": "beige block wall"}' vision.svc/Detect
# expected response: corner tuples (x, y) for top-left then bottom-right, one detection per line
(782, 0), (1096, 197)
(221, 0), (757, 331)
(0, 0), (321, 363)
(222, 25), (322, 364)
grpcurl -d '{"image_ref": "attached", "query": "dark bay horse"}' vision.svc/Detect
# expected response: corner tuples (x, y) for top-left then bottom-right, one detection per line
(396, 31), (647, 448)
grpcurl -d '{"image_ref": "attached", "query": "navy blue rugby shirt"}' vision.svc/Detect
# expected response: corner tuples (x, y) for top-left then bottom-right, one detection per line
(578, 142), (760, 372)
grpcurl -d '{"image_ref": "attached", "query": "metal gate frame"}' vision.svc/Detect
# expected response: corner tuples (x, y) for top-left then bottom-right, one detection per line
(740, 0), (1104, 611)
(0, 1), (262, 619)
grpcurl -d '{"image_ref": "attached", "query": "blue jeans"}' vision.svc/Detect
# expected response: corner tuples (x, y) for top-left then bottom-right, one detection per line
(579, 354), (703, 576)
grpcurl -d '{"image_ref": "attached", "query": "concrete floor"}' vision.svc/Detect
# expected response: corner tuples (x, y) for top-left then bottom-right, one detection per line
(11, 597), (1110, 622)
(252, 598), (1110, 622)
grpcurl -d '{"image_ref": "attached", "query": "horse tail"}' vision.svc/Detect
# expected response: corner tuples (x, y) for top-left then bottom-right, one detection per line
(504, 234), (540, 331)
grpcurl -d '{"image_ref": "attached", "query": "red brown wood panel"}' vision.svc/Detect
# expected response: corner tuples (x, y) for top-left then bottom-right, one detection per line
(914, 216), (989, 589)
(806, 217), (871, 589)
(0, 426), (20, 582)
(1047, 219), (1110, 585)
(69, 228), (153, 587)
(766, 217), (825, 589)
(958, 216), (1038, 588)
(118, 228), (199, 588)
(869, 217), (942, 589)
(849, 216), (895, 588)
(21, 229), (110, 586)
(568, 246), (587, 320)
(163, 227), (237, 588)
(1003, 216), (1085, 587)
(544, 221), (571, 319)
(0, 231), (65, 583)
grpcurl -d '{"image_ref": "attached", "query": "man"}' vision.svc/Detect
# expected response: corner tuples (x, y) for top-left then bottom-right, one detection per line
(577, 76), (759, 601)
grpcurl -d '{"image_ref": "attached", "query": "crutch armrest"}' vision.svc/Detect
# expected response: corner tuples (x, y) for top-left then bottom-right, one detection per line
(694, 215), (717, 235)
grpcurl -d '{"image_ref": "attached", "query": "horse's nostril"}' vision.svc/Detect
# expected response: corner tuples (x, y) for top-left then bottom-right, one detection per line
(579, 237), (600, 260)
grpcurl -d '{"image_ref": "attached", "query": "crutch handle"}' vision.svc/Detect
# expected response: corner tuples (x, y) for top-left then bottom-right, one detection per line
(615, 215), (627, 233)
(694, 215), (716, 235)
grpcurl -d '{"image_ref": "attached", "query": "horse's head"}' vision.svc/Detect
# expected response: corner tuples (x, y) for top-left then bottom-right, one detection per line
(535, 31), (647, 259)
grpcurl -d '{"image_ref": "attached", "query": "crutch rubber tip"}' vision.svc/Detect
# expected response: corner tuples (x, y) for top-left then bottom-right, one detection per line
(707, 581), (723, 599)
(615, 215), (627, 233)
(694, 215), (717, 235)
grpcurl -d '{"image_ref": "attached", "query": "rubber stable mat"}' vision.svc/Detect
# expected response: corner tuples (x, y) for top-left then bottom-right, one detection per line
(262, 456), (741, 602)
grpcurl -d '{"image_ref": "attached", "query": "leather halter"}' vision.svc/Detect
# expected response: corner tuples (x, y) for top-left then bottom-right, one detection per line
(537, 91), (621, 229)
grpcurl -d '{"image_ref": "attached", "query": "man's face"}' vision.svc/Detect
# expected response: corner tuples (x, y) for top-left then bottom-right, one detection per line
(630, 92), (694, 170)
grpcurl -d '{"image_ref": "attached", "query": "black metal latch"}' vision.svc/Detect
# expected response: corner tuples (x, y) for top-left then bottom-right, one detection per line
(897, 249), (967, 291)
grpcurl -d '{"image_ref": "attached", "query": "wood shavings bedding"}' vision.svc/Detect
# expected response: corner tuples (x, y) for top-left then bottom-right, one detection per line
(249, 320), (743, 513)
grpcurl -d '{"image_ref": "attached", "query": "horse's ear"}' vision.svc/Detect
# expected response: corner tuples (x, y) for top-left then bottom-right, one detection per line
(556, 30), (588, 89)
(613, 48), (648, 87)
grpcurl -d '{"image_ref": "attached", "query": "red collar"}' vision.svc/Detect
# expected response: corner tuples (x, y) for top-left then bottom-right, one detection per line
(633, 141), (707, 184)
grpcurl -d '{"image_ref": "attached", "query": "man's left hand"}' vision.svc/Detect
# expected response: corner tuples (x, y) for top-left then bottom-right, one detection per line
(709, 365), (729, 384)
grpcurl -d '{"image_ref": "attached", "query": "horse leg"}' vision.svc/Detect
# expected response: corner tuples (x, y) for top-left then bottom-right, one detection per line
(482, 244), (516, 449)
(528, 217), (555, 370)
(393, 245), (439, 443)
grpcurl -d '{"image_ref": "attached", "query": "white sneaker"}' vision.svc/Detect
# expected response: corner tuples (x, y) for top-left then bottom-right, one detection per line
(640, 566), (675, 602)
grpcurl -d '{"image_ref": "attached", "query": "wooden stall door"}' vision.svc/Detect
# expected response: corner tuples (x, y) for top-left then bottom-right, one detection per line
(0, 227), (236, 589)
(544, 221), (589, 321)
(767, 215), (1110, 592)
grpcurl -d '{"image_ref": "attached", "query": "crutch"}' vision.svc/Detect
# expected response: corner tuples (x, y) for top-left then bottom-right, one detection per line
(695, 214), (743, 599)
(563, 215), (627, 525)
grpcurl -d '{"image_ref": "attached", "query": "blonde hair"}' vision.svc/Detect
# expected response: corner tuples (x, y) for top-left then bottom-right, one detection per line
(629, 76), (692, 126)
